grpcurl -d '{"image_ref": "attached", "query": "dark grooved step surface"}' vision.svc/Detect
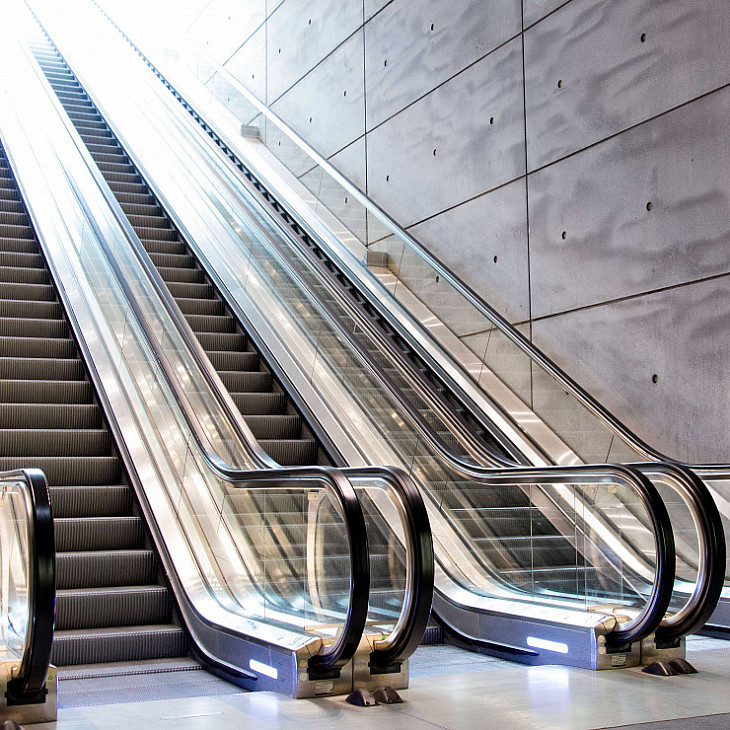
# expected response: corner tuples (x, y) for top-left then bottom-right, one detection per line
(35, 46), (327, 469)
(0, 129), (186, 667)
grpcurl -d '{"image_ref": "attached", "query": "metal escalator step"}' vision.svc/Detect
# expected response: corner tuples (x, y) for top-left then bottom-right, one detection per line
(0, 428), (111, 456)
(139, 239), (187, 256)
(86, 142), (121, 156)
(0, 456), (120, 486)
(0, 251), (43, 268)
(207, 350), (258, 371)
(156, 266), (204, 283)
(118, 202), (163, 218)
(55, 516), (145, 552)
(0, 211), (28, 226)
(107, 181), (148, 196)
(0, 403), (101, 429)
(56, 586), (172, 631)
(231, 391), (287, 415)
(97, 161), (137, 176)
(243, 415), (301, 440)
(56, 550), (156, 589)
(0, 316), (68, 337)
(185, 313), (235, 333)
(49, 485), (133, 518)
(260, 438), (318, 466)
(126, 214), (170, 230)
(0, 223), (35, 239)
(0, 282), (55, 301)
(0, 200), (24, 214)
(115, 191), (156, 207)
(0, 237), (41, 254)
(175, 297), (224, 317)
(164, 281), (214, 299)
(51, 625), (186, 666)
(0, 379), (92, 404)
(219, 371), (272, 392)
(0, 265), (49, 285)
(103, 171), (143, 185)
(134, 227), (179, 243)
(0, 335), (75, 358)
(78, 129), (115, 142)
(0, 356), (83, 380)
(89, 152), (129, 167)
(147, 252), (196, 269)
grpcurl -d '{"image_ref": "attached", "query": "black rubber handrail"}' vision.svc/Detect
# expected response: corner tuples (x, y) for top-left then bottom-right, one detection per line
(343, 466), (435, 669)
(46, 7), (677, 650)
(2, 468), (54, 704)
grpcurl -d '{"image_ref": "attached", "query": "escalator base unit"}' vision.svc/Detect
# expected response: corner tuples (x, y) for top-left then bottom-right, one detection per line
(0, 662), (57, 725)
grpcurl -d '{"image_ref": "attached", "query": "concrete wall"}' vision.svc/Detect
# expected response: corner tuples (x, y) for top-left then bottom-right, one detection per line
(185, 0), (730, 462)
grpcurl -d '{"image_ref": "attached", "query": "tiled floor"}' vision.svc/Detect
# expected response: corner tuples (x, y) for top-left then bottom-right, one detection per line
(29, 637), (730, 729)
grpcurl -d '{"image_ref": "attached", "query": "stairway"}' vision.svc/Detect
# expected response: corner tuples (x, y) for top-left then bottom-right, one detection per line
(0, 143), (187, 668)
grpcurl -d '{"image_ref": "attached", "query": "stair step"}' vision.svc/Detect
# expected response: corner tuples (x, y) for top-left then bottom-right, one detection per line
(56, 550), (156, 589)
(55, 516), (145, 551)
(48, 485), (133, 518)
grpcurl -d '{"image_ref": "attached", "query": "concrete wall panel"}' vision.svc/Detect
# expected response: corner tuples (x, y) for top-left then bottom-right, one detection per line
(266, 0), (363, 102)
(224, 25), (267, 102)
(528, 87), (730, 318)
(271, 31), (365, 160)
(364, 0), (520, 129)
(367, 38), (525, 228)
(523, 0), (571, 27)
(532, 276), (730, 463)
(525, 0), (730, 170)
(409, 180), (529, 324)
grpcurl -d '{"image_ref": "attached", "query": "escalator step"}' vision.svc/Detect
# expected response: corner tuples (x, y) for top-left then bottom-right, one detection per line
(207, 350), (258, 371)
(0, 455), (121, 485)
(0, 282), (55, 301)
(0, 380), (92, 404)
(194, 331), (246, 351)
(243, 415), (301, 440)
(260, 438), (318, 466)
(0, 403), (101, 429)
(48, 485), (133, 518)
(56, 550), (156, 589)
(186, 313), (236, 333)
(0, 356), (83, 380)
(0, 335), (76, 358)
(0, 265), (49, 285)
(218, 371), (272, 392)
(175, 297), (225, 317)
(51, 624), (186, 666)
(55, 516), (145, 552)
(56, 585), (172, 631)
(0, 238), (41, 255)
(0, 428), (111, 457)
(0, 316), (68, 337)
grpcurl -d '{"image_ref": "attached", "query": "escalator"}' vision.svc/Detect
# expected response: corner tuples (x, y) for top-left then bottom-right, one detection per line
(32, 24), (637, 624)
(0, 143), (188, 668)
(19, 0), (695, 673)
(1, 8), (435, 701)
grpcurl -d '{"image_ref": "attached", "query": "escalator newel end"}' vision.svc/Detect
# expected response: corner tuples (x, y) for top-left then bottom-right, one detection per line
(345, 688), (377, 707)
(641, 661), (677, 677)
(372, 686), (403, 704)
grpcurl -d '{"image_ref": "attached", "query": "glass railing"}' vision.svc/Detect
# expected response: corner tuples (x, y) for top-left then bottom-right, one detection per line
(1, 8), (433, 688)
(31, 7), (688, 654)
(0, 469), (54, 707)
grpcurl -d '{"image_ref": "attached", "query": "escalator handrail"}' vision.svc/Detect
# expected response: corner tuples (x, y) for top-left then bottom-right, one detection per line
(2, 468), (54, 701)
(194, 57), (730, 479)
(25, 24), (435, 670)
(221, 194), (722, 643)
(342, 466), (435, 668)
(17, 26), (429, 672)
(633, 462), (726, 641)
(49, 8), (674, 649)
